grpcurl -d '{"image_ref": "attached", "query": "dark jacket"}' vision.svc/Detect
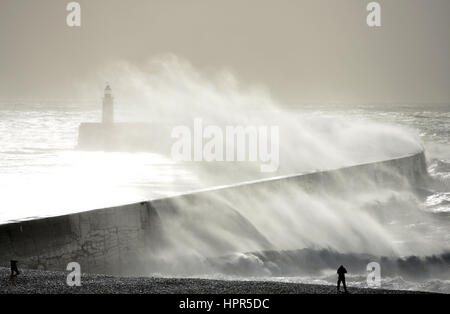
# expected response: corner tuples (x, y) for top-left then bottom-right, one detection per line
(337, 266), (347, 277)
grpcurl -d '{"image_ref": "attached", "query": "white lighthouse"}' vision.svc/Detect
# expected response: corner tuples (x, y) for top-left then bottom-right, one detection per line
(78, 83), (155, 151)
(102, 84), (114, 124)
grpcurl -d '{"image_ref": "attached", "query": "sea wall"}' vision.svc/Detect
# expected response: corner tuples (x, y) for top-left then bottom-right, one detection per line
(0, 202), (164, 274)
(0, 151), (428, 275)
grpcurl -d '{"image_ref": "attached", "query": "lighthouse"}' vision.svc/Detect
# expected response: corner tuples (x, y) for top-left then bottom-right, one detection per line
(78, 83), (160, 151)
(102, 84), (114, 124)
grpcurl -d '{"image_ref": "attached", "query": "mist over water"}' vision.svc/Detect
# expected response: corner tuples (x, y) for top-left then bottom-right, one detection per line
(99, 56), (423, 173)
(0, 56), (449, 292)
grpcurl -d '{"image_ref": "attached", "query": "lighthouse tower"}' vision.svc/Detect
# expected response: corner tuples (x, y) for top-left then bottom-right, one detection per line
(102, 84), (114, 124)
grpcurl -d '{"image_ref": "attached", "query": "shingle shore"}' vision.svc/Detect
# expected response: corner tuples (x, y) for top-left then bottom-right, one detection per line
(0, 267), (426, 294)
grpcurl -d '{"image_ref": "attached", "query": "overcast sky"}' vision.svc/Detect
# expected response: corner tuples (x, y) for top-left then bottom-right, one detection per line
(0, 0), (449, 104)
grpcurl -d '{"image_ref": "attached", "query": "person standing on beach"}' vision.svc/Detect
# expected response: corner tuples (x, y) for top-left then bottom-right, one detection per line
(10, 260), (20, 277)
(337, 265), (348, 293)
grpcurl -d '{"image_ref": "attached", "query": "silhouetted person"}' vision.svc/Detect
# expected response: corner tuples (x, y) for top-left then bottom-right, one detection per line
(337, 265), (348, 293)
(10, 260), (20, 277)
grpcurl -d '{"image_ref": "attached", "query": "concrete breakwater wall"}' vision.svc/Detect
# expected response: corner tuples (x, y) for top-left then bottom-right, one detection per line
(0, 152), (428, 275)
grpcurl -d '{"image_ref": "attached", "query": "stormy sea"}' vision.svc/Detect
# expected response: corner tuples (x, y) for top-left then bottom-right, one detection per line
(1, 99), (449, 293)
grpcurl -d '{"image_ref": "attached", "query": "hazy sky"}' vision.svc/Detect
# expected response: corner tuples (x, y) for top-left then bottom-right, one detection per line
(0, 0), (449, 104)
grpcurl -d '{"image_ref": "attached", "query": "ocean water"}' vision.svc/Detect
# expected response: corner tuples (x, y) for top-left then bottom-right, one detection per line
(0, 102), (449, 292)
(0, 103), (203, 222)
(204, 103), (450, 293)
(305, 103), (450, 215)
